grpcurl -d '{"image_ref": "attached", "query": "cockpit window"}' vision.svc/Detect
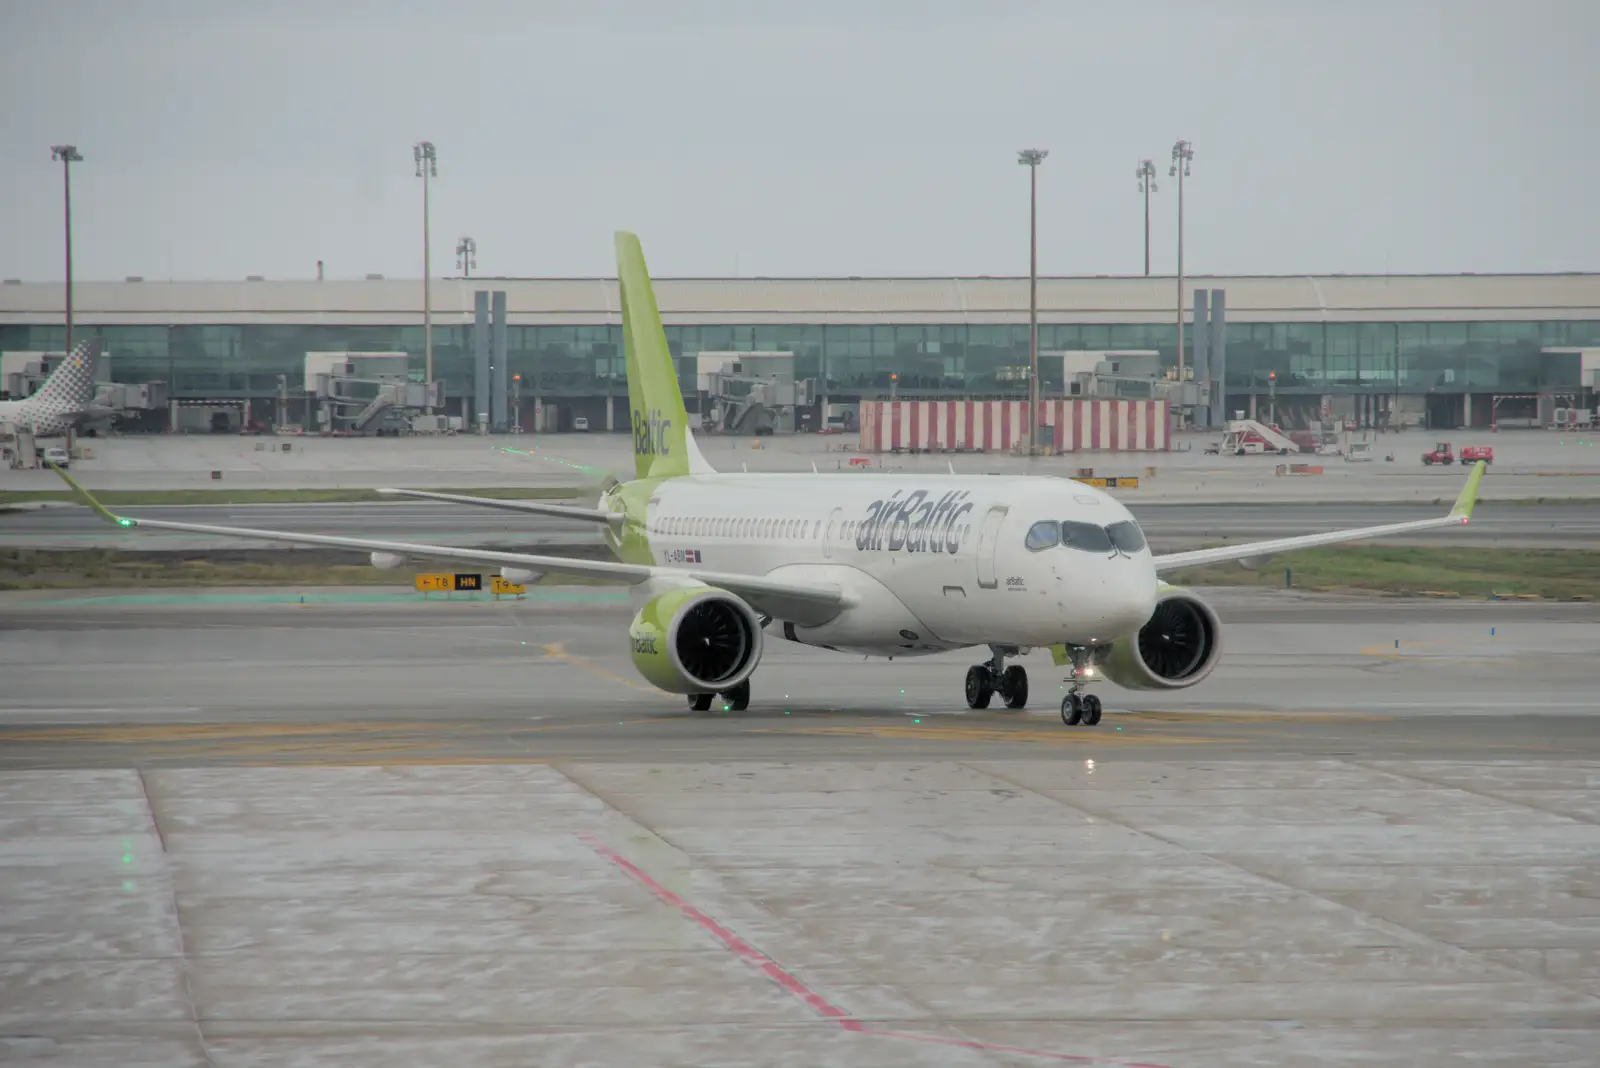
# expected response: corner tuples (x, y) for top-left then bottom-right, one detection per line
(1105, 520), (1147, 553)
(1024, 520), (1061, 551)
(1060, 521), (1113, 553)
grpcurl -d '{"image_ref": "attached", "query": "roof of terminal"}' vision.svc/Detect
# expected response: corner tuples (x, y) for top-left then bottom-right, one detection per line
(2, 273), (1598, 326)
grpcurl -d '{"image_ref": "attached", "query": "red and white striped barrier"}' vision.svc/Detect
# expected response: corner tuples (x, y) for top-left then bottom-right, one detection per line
(857, 399), (1171, 453)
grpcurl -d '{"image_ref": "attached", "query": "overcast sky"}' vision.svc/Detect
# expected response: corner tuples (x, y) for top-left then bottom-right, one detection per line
(2, 0), (1595, 282)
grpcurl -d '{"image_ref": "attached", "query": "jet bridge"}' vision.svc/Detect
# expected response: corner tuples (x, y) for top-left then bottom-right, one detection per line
(693, 351), (814, 435)
(305, 352), (442, 436)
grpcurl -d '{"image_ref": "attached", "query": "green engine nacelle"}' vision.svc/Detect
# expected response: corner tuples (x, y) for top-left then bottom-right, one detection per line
(628, 586), (765, 695)
(1095, 586), (1224, 691)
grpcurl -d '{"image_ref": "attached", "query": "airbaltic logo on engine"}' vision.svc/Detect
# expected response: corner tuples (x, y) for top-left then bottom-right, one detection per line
(856, 489), (975, 554)
(633, 408), (672, 457)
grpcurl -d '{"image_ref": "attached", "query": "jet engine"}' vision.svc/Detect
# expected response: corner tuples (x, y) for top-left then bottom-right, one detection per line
(628, 587), (763, 695)
(1096, 587), (1223, 691)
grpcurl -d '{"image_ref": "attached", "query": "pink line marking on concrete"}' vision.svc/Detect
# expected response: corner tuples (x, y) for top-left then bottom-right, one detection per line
(577, 832), (854, 1022)
(578, 832), (1175, 1068)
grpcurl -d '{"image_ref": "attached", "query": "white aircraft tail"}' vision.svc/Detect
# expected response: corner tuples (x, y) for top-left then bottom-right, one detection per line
(3, 339), (101, 431)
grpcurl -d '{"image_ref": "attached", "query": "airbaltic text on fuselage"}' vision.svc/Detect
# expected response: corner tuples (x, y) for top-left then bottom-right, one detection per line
(856, 490), (975, 554)
(633, 408), (672, 456)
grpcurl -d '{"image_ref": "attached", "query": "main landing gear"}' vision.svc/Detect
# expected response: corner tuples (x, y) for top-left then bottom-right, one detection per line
(965, 646), (1028, 710)
(688, 678), (750, 713)
(1058, 644), (1103, 727)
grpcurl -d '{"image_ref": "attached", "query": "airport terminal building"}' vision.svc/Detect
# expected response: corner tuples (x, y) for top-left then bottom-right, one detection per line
(2, 271), (1598, 432)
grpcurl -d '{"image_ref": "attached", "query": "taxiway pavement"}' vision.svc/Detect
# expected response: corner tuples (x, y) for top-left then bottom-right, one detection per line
(7, 428), (1600, 502)
(2, 588), (1597, 1067)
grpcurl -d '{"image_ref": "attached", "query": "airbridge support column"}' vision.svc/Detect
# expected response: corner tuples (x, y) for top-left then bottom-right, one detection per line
(491, 290), (508, 433)
(473, 291), (489, 434)
(1192, 288), (1210, 429)
(1208, 289), (1227, 429)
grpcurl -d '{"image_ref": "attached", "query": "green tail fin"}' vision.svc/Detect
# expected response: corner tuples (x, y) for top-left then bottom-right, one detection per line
(616, 231), (698, 481)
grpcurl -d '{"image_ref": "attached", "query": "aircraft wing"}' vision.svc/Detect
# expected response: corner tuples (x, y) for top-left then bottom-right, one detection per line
(50, 467), (850, 625)
(1151, 461), (1485, 574)
(375, 487), (622, 526)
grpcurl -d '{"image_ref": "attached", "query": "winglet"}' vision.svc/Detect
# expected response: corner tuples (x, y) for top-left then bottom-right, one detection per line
(47, 463), (135, 528)
(1449, 460), (1486, 522)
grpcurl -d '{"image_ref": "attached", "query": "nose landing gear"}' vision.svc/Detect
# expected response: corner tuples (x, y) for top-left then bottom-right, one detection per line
(1058, 645), (1104, 727)
(964, 646), (1028, 710)
(1060, 692), (1102, 726)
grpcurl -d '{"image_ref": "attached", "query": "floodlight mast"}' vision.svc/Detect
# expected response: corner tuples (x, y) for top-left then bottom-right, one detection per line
(414, 141), (438, 412)
(1170, 139), (1194, 422)
(50, 145), (84, 355)
(1017, 148), (1048, 454)
(1135, 159), (1157, 277)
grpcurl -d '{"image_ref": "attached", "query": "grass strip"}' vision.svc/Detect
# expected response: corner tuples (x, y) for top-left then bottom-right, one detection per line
(1166, 545), (1600, 601)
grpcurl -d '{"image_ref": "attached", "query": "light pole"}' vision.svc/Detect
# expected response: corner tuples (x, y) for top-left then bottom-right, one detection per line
(456, 236), (476, 278)
(1170, 139), (1194, 424)
(1135, 159), (1157, 277)
(1018, 148), (1047, 454)
(50, 145), (83, 356)
(414, 140), (437, 412)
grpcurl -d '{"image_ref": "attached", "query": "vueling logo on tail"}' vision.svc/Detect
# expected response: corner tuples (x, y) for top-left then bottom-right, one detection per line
(632, 408), (672, 457)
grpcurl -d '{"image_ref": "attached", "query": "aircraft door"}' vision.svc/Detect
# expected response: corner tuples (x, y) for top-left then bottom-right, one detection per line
(822, 507), (843, 559)
(974, 505), (1007, 589)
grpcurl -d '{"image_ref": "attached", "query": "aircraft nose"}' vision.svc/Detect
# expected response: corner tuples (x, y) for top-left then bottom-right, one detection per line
(1061, 560), (1158, 642)
(1105, 563), (1158, 634)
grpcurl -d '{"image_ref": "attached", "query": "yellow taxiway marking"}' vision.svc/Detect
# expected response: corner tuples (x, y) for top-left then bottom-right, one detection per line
(1358, 638), (1507, 663)
(0, 717), (660, 746)
(752, 723), (1223, 745)
(1116, 710), (1392, 724)
(541, 642), (659, 693)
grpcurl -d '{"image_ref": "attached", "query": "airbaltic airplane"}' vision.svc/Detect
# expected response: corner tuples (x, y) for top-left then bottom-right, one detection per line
(52, 233), (1486, 726)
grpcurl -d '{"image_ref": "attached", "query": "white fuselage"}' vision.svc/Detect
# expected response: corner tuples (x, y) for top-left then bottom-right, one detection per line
(611, 473), (1159, 657)
(0, 397), (85, 438)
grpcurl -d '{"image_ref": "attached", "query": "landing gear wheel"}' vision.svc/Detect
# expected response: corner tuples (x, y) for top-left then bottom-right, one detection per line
(1083, 694), (1103, 726)
(965, 665), (994, 709)
(721, 679), (751, 712)
(1000, 665), (1029, 709)
(688, 693), (713, 712)
(1060, 693), (1084, 726)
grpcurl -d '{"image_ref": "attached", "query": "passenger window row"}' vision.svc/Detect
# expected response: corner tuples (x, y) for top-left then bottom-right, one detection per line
(1025, 519), (1147, 553)
(654, 516), (823, 541)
